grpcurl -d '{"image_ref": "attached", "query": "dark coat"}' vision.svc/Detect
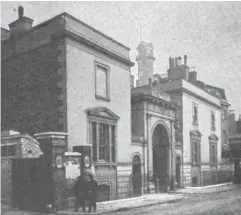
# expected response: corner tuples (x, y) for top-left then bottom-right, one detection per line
(73, 176), (90, 198)
(89, 179), (98, 202)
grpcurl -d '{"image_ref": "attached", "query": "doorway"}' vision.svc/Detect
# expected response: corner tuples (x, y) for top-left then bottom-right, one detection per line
(132, 155), (142, 197)
(152, 124), (170, 192)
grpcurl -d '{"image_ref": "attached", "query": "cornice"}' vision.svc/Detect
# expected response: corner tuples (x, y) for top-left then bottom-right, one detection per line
(51, 29), (135, 67)
(166, 88), (221, 109)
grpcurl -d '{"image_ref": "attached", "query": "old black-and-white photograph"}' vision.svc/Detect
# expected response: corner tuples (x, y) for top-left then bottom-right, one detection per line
(1, 1), (241, 215)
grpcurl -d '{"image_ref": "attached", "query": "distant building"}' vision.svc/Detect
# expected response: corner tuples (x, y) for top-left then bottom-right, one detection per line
(136, 50), (233, 187)
(228, 114), (241, 183)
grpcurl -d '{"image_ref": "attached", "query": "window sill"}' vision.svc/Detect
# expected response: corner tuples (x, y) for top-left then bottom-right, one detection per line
(95, 95), (110, 102)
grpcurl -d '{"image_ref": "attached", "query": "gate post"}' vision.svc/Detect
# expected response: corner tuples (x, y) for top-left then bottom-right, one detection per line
(34, 132), (68, 212)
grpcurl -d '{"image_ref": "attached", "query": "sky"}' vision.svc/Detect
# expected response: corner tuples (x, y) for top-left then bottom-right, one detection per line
(1, 1), (241, 117)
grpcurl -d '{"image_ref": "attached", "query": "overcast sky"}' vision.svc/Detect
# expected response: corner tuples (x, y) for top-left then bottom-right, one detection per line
(1, 1), (241, 117)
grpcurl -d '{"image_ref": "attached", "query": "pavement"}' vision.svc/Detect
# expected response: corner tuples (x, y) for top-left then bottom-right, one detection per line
(2, 183), (239, 215)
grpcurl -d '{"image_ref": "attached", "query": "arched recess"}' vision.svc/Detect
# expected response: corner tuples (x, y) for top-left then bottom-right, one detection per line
(152, 122), (171, 192)
(132, 154), (142, 197)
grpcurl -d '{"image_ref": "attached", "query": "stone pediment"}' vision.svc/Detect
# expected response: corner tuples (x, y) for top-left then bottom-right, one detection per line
(209, 134), (219, 141)
(86, 107), (120, 121)
(189, 129), (202, 138)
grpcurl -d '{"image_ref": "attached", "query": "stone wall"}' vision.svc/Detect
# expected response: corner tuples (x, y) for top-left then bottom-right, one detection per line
(1, 159), (12, 205)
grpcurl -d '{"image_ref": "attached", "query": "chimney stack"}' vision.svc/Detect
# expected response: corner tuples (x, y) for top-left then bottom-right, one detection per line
(169, 57), (172, 69)
(175, 57), (178, 67)
(178, 56), (182, 66)
(9, 6), (34, 37)
(184, 55), (187, 65)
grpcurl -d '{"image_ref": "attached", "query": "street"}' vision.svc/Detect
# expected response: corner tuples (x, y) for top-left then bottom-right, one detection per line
(107, 188), (241, 215)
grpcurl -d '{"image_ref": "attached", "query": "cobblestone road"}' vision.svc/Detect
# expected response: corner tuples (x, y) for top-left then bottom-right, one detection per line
(106, 188), (241, 215)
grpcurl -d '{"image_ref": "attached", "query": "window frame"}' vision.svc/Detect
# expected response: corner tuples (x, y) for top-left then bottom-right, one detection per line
(94, 62), (110, 101)
(192, 103), (198, 126)
(90, 119), (117, 164)
(211, 110), (216, 131)
(209, 141), (217, 166)
(191, 140), (201, 166)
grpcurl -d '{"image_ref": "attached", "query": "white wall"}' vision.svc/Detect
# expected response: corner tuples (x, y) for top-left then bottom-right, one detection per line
(182, 92), (222, 164)
(66, 39), (132, 163)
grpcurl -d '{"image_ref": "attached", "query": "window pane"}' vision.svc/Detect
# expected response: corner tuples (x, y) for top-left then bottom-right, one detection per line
(99, 123), (109, 162)
(96, 65), (107, 98)
(8, 145), (16, 156)
(99, 123), (105, 160)
(1, 146), (7, 157)
(105, 124), (110, 162)
(111, 125), (116, 162)
(92, 122), (97, 162)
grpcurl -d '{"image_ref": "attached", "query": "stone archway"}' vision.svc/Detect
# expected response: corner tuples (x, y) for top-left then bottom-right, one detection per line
(152, 124), (170, 192)
(132, 155), (142, 197)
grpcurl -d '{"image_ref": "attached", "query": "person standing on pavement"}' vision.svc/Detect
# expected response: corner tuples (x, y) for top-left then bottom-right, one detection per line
(73, 173), (90, 212)
(88, 173), (98, 213)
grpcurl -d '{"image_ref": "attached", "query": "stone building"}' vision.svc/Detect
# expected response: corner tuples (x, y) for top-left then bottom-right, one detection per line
(229, 114), (241, 183)
(1, 8), (145, 202)
(135, 47), (233, 187)
(131, 42), (179, 193)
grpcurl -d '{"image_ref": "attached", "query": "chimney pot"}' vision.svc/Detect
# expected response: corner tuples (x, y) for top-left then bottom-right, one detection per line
(178, 56), (182, 66)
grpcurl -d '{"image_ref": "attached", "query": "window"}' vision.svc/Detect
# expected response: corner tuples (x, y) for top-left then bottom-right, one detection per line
(222, 110), (227, 120)
(92, 122), (97, 162)
(210, 143), (217, 166)
(222, 130), (228, 146)
(1, 145), (16, 157)
(91, 122), (116, 163)
(95, 63), (109, 100)
(211, 111), (216, 131)
(192, 103), (198, 126)
(192, 141), (200, 165)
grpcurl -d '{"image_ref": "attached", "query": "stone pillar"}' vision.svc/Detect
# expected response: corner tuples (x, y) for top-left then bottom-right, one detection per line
(34, 132), (68, 211)
(170, 121), (177, 191)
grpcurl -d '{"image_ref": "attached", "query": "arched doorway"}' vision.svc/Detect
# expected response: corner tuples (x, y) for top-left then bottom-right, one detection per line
(176, 156), (181, 188)
(132, 155), (142, 197)
(152, 124), (170, 192)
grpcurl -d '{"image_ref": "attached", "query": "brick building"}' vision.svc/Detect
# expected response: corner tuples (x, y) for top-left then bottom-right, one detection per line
(1, 8), (147, 202)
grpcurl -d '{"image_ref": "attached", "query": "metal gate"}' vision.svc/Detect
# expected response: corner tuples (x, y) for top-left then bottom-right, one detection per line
(12, 157), (53, 212)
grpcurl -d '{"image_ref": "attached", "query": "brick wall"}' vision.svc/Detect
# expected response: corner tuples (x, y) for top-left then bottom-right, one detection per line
(1, 41), (61, 135)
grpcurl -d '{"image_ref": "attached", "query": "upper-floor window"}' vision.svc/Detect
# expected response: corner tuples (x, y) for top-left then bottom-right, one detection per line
(223, 130), (228, 146)
(222, 110), (227, 120)
(95, 62), (109, 101)
(192, 103), (198, 126)
(211, 111), (216, 131)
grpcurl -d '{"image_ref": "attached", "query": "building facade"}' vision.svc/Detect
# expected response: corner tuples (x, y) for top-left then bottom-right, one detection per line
(1, 8), (146, 201)
(136, 51), (233, 187)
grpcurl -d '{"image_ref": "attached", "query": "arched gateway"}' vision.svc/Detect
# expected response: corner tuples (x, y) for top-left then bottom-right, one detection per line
(152, 124), (170, 192)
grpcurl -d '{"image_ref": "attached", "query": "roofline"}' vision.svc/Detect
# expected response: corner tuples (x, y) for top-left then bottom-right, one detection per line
(62, 12), (130, 50)
(21, 12), (130, 51)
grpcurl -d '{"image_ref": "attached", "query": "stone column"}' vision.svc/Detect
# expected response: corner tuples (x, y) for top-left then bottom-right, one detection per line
(34, 132), (68, 211)
(170, 121), (177, 190)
